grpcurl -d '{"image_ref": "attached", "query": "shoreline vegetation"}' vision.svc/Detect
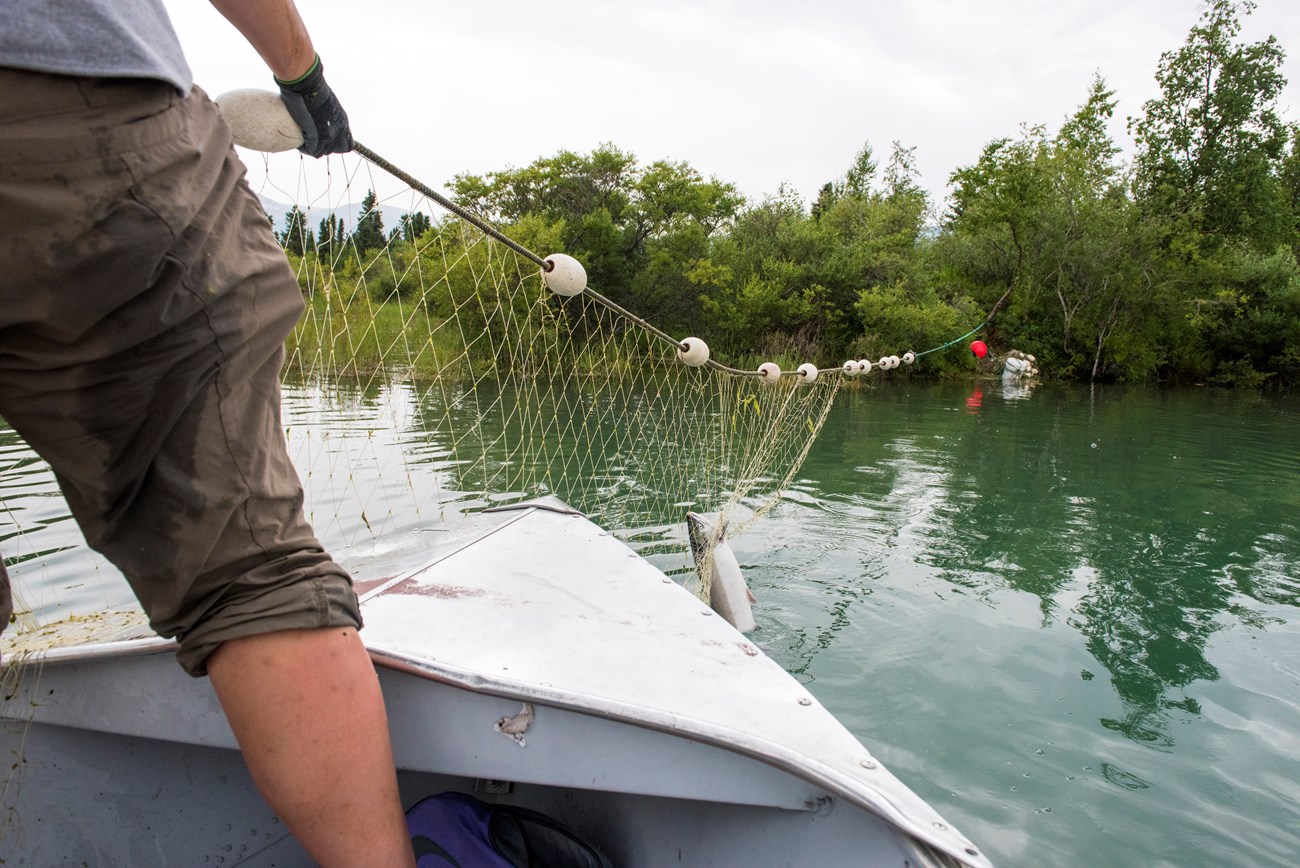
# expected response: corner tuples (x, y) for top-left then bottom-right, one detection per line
(282, 1), (1298, 389)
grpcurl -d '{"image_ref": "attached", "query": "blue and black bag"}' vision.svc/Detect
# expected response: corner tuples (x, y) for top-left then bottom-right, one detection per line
(406, 791), (613, 868)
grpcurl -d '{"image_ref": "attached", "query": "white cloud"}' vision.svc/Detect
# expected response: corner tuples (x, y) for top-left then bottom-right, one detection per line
(165, 0), (1300, 209)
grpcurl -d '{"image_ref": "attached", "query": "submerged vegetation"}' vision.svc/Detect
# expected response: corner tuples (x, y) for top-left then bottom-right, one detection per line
(280, 0), (1299, 387)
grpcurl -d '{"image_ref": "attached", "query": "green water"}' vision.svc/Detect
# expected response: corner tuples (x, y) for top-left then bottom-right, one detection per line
(4, 381), (1299, 866)
(748, 382), (1300, 867)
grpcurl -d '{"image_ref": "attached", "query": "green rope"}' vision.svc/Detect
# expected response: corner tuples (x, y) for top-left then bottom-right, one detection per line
(914, 322), (986, 358)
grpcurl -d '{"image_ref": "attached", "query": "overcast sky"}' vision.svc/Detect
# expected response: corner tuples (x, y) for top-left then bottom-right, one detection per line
(163, 0), (1299, 210)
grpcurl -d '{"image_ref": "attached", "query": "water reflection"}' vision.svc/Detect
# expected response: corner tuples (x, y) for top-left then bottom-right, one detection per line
(3, 369), (827, 621)
(278, 373), (764, 580)
(1000, 379), (1036, 401)
(797, 384), (1300, 748)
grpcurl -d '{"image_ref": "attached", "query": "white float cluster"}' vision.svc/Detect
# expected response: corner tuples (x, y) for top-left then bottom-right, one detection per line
(838, 350), (915, 378)
(1003, 349), (1040, 378)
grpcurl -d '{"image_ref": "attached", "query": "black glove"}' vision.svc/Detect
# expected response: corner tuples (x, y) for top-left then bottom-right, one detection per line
(275, 55), (353, 158)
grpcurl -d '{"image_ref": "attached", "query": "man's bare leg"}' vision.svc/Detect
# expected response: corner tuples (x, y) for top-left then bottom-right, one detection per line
(207, 627), (415, 868)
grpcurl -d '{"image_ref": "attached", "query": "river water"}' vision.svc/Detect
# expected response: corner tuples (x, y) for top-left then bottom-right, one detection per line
(3, 380), (1298, 867)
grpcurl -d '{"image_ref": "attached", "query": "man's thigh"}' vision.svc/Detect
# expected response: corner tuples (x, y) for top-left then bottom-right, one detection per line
(0, 69), (360, 675)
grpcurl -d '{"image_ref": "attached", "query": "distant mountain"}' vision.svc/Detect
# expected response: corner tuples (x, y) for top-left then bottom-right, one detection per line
(258, 195), (419, 237)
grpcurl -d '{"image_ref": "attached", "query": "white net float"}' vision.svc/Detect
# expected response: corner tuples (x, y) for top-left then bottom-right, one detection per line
(677, 337), (710, 367)
(796, 363), (819, 384)
(214, 88), (305, 153)
(842, 360), (860, 376)
(542, 253), (587, 297)
(888, 355), (901, 368)
(1027, 354), (1037, 363)
(902, 351), (915, 365)
(859, 359), (873, 373)
(757, 362), (781, 384)
(878, 356), (891, 370)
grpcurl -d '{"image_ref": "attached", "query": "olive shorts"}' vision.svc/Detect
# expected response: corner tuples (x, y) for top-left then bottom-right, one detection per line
(0, 68), (361, 675)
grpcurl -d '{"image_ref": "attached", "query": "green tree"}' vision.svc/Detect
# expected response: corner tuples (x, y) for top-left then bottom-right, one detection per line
(1127, 1), (1298, 385)
(840, 142), (877, 199)
(882, 141), (924, 202)
(453, 145), (741, 329)
(810, 182), (836, 221)
(280, 205), (314, 256)
(708, 142), (931, 360)
(317, 213), (346, 267)
(1130, 0), (1290, 250)
(1059, 73), (1122, 187)
(938, 79), (1169, 381)
(398, 211), (432, 243)
(351, 190), (386, 255)
(1281, 125), (1300, 255)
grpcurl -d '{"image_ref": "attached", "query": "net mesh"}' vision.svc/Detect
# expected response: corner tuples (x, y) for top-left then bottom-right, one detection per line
(272, 152), (842, 594)
(1, 148), (842, 638)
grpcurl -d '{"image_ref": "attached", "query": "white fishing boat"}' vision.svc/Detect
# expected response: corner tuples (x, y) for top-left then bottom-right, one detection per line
(0, 87), (996, 866)
(1, 497), (989, 867)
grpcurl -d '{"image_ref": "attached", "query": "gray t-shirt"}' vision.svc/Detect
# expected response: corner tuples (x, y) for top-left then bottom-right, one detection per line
(0, 0), (193, 93)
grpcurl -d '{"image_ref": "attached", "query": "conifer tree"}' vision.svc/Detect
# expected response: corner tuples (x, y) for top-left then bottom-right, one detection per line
(399, 211), (432, 243)
(317, 213), (345, 265)
(280, 205), (314, 256)
(351, 190), (386, 254)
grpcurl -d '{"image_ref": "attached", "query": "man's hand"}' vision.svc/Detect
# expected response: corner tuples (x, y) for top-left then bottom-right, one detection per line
(275, 56), (353, 158)
(207, 1), (350, 157)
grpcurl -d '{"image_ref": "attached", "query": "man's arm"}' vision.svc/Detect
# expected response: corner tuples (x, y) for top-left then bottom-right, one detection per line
(196, 8), (402, 865)
(207, 0), (315, 81)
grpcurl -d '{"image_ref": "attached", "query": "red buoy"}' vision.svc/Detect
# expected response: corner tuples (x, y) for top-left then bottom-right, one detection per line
(970, 340), (988, 359)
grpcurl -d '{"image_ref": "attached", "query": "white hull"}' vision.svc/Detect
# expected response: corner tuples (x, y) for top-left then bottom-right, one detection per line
(1, 500), (988, 867)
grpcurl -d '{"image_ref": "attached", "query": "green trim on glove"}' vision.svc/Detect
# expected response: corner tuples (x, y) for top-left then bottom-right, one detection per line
(274, 54), (321, 88)
(276, 54), (353, 158)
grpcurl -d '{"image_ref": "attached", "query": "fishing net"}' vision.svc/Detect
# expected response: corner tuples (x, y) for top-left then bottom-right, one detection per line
(1, 146), (844, 638)
(269, 150), (842, 586)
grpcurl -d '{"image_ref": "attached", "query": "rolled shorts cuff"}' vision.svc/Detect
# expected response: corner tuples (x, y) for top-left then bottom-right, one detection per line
(176, 573), (363, 677)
